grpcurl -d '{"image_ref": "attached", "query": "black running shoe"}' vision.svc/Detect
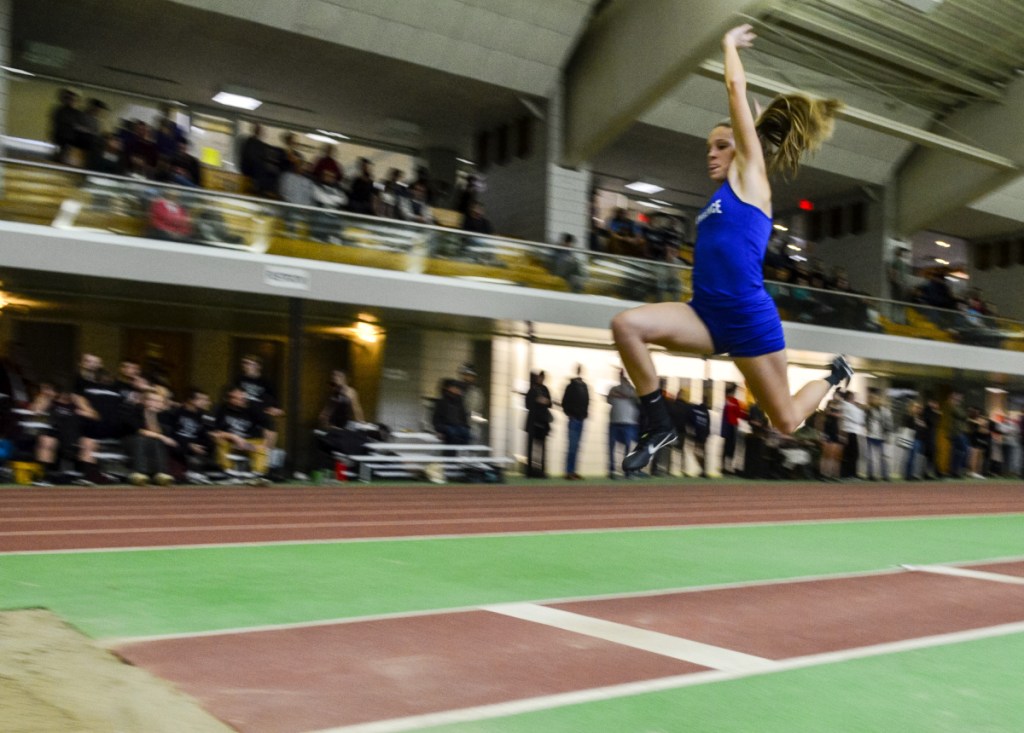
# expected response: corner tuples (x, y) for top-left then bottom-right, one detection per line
(829, 354), (854, 388)
(622, 428), (677, 472)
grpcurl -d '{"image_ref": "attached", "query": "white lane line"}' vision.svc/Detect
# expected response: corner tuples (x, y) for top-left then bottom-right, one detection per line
(304, 620), (1024, 733)
(902, 563), (1024, 586)
(482, 603), (772, 672)
(104, 567), (904, 647)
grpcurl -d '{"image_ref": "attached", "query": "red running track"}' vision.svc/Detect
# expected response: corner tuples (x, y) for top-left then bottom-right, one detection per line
(2, 480), (1022, 552)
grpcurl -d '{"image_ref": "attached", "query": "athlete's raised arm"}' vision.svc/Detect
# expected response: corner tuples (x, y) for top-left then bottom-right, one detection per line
(722, 24), (770, 207)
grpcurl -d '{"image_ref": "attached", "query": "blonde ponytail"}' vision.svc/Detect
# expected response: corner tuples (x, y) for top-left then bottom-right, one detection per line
(756, 94), (842, 179)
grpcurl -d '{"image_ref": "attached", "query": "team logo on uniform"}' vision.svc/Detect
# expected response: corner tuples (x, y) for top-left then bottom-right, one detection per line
(696, 199), (723, 226)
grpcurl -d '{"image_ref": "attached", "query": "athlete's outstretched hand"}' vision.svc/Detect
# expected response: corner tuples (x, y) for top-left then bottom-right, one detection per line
(723, 23), (756, 50)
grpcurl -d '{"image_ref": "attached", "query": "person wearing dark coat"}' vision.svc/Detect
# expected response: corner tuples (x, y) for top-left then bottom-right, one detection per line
(561, 365), (590, 480)
(525, 371), (553, 478)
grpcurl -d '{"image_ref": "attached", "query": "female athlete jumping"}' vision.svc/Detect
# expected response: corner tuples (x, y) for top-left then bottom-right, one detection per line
(613, 23), (853, 472)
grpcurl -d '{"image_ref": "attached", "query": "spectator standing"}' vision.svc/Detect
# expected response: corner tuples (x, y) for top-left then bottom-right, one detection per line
(240, 123), (272, 194)
(462, 202), (494, 235)
(380, 168), (407, 219)
(947, 390), (970, 478)
(456, 363), (485, 442)
(607, 369), (639, 479)
(669, 388), (692, 475)
(966, 406), (990, 479)
(839, 390), (866, 479)
(455, 174), (481, 215)
(922, 397), (942, 479)
(561, 365), (590, 480)
(819, 396), (843, 481)
(74, 353), (103, 394)
(279, 161), (315, 233)
(312, 144), (343, 182)
(688, 396), (711, 478)
(50, 89), (84, 165)
(720, 383), (745, 475)
(903, 400), (928, 480)
(524, 371), (552, 478)
(348, 158), (378, 216)
(864, 388), (894, 481)
(887, 246), (912, 302)
(311, 167), (348, 242)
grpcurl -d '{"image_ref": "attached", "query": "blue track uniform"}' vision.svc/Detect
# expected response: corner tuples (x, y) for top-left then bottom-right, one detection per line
(689, 180), (785, 357)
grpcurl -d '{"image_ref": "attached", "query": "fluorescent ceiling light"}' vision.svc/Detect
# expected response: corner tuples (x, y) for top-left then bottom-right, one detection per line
(316, 129), (350, 140)
(651, 199), (670, 206)
(1, 65), (35, 77)
(456, 158), (476, 166)
(212, 91), (262, 110)
(935, 240), (951, 247)
(307, 133), (337, 144)
(934, 257), (949, 265)
(986, 387), (1008, 394)
(636, 201), (662, 208)
(787, 244), (802, 251)
(625, 181), (664, 194)
(773, 224), (789, 231)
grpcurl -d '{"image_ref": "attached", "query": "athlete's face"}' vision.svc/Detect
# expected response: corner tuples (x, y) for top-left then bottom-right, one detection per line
(706, 126), (735, 182)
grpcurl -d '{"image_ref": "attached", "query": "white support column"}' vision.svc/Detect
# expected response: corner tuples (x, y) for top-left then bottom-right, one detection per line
(545, 82), (591, 248)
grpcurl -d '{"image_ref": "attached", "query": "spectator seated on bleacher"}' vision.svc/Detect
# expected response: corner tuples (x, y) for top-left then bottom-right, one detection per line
(125, 388), (176, 486)
(209, 387), (272, 476)
(433, 379), (471, 445)
(550, 233), (588, 294)
(606, 208), (646, 258)
(311, 167), (348, 243)
(147, 189), (193, 243)
(400, 181), (435, 225)
(314, 370), (375, 467)
(26, 379), (100, 485)
(192, 207), (245, 246)
(461, 201), (494, 235)
(166, 388), (216, 482)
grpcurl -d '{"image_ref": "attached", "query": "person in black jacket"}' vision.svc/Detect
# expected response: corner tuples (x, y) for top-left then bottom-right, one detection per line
(167, 388), (214, 480)
(561, 365), (590, 480)
(126, 389), (177, 486)
(525, 371), (553, 478)
(433, 379), (470, 445)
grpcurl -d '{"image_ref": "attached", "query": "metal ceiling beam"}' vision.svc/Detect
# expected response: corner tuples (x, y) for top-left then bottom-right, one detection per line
(697, 60), (1019, 171)
(767, 6), (1003, 101)
(815, 0), (1010, 79)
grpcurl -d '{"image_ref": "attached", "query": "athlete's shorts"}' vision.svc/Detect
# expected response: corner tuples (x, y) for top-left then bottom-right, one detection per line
(689, 295), (786, 358)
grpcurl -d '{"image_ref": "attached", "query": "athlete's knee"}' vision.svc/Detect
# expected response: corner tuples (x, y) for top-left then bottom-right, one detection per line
(774, 414), (801, 436)
(610, 310), (637, 343)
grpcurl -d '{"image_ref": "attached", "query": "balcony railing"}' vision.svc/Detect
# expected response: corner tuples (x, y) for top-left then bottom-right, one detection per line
(2, 157), (1023, 352)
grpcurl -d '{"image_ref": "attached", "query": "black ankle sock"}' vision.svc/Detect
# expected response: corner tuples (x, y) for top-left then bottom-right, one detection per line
(639, 390), (671, 430)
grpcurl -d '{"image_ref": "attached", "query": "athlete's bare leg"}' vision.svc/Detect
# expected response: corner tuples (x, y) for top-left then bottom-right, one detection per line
(611, 303), (715, 395)
(734, 350), (833, 435)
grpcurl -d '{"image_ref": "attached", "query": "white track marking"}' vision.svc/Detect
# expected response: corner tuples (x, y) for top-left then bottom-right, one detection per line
(103, 558), (1024, 645)
(901, 564), (1024, 586)
(104, 567), (905, 646)
(304, 620), (1024, 733)
(483, 603), (772, 672)
(4, 511), (1023, 556)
